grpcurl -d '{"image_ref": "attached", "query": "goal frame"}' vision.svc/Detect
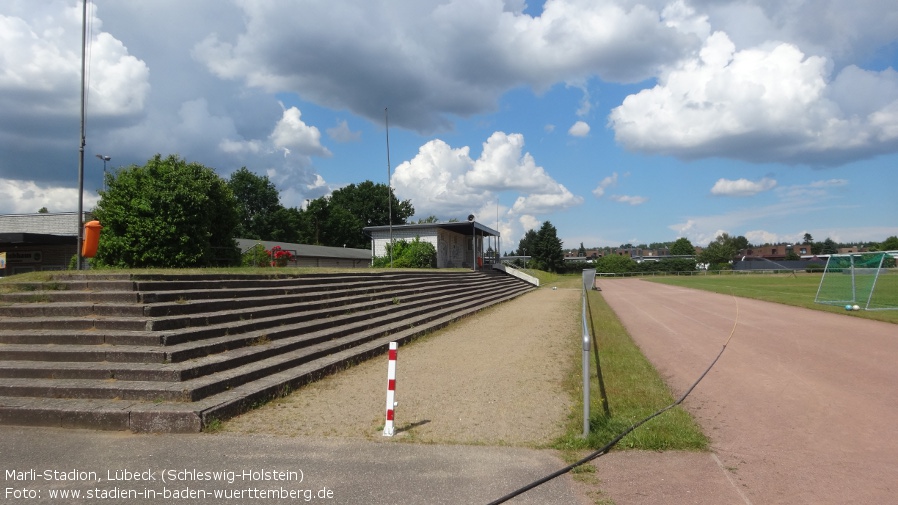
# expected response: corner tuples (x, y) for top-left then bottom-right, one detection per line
(814, 251), (897, 311)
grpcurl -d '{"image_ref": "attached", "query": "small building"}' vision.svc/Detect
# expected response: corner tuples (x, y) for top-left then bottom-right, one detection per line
(363, 221), (500, 269)
(0, 212), (86, 276)
(234, 239), (370, 268)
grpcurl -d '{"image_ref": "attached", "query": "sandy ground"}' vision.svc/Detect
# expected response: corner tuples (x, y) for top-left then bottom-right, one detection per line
(222, 287), (582, 446)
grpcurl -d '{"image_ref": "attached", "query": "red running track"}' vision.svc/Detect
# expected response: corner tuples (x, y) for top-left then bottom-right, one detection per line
(596, 278), (898, 505)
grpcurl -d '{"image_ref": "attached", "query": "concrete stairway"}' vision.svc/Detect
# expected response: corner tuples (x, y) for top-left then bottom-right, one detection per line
(0, 270), (535, 432)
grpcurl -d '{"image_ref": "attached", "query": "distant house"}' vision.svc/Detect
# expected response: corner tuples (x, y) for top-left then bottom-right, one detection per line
(363, 221), (500, 269)
(739, 243), (812, 261)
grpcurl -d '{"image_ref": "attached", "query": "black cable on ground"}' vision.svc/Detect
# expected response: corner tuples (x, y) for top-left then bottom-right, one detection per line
(486, 297), (740, 505)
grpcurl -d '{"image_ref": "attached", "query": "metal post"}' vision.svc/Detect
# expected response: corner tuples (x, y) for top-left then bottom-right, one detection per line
(383, 341), (398, 436)
(582, 295), (590, 438)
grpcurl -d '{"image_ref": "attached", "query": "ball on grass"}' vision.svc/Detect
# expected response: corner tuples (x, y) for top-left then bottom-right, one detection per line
(853, 305), (860, 311)
(845, 304), (853, 311)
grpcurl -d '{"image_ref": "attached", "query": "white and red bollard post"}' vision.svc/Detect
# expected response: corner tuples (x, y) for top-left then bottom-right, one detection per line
(383, 341), (398, 437)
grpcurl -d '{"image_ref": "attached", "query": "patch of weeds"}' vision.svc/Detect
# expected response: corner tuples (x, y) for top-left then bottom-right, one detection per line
(392, 297), (401, 305)
(204, 417), (223, 433)
(250, 334), (271, 346)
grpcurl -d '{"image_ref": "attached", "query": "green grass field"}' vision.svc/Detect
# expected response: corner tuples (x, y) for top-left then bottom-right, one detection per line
(645, 272), (898, 325)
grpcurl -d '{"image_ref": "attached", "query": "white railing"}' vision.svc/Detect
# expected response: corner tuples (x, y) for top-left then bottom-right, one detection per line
(491, 263), (539, 286)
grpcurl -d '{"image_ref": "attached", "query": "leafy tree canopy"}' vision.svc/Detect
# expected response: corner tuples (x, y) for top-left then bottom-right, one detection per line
(698, 233), (740, 266)
(669, 237), (696, 256)
(227, 167), (282, 240)
(304, 181), (413, 249)
(516, 229), (538, 256)
(533, 221), (565, 273)
(873, 236), (898, 251)
(92, 154), (239, 268)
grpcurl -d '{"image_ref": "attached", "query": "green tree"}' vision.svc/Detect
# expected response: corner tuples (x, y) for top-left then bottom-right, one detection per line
(309, 181), (414, 249)
(38, 207), (49, 213)
(698, 233), (739, 267)
(516, 229), (538, 257)
(821, 238), (838, 254)
(227, 167), (283, 240)
(803, 232), (814, 244)
(876, 236), (898, 251)
(669, 237), (696, 256)
(92, 154), (239, 268)
(533, 221), (565, 272)
(578, 242), (586, 257)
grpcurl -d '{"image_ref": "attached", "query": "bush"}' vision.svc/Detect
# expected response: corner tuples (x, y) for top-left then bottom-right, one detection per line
(373, 237), (437, 268)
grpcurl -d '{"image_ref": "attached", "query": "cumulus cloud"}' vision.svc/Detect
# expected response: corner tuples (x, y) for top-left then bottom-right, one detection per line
(710, 177), (777, 196)
(568, 121), (591, 137)
(192, 0), (701, 132)
(0, 179), (98, 215)
(269, 106), (332, 158)
(609, 30), (898, 165)
(392, 131), (582, 219)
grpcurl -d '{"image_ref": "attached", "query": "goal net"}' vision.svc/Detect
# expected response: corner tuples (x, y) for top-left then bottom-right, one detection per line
(815, 251), (898, 310)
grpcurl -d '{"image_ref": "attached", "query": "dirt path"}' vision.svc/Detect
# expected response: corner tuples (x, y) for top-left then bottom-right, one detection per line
(222, 287), (582, 446)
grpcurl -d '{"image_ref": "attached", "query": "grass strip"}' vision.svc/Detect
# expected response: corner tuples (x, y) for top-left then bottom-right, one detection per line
(553, 276), (708, 452)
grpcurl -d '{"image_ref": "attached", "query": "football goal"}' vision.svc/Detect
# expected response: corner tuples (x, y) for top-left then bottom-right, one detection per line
(815, 251), (898, 310)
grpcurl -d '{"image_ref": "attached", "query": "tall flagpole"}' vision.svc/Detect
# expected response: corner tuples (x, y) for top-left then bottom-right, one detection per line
(385, 107), (393, 268)
(76, 0), (88, 270)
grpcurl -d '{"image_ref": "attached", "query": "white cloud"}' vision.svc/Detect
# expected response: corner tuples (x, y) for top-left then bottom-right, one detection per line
(392, 132), (582, 220)
(743, 229), (782, 245)
(270, 106), (332, 158)
(568, 121), (591, 137)
(592, 172), (619, 198)
(609, 30), (898, 165)
(0, 179), (98, 215)
(710, 177), (777, 196)
(609, 194), (648, 205)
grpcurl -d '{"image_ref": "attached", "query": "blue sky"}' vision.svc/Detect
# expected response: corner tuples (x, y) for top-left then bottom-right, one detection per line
(1, 0), (896, 251)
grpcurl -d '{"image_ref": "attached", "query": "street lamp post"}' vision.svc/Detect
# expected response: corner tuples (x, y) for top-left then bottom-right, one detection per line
(96, 155), (110, 192)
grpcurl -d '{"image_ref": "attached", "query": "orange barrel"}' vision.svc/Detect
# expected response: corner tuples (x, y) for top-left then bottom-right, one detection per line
(81, 220), (102, 258)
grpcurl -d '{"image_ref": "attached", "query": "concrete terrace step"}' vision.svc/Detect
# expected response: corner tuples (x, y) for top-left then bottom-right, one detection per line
(0, 270), (536, 432)
(0, 276), (516, 351)
(0, 284), (524, 401)
(0, 279), (528, 366)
